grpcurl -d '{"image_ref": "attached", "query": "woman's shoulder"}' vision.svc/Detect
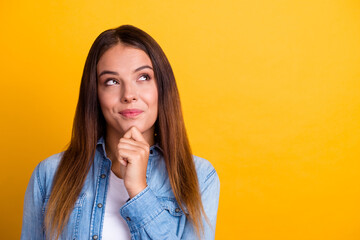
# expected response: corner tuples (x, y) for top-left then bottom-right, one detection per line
(24, 152), (64, 199)
(192, 155), (220, 190)
(38, 152), (64, 171)
(33, 152), (64, 185)
(192, 155), (217, 176)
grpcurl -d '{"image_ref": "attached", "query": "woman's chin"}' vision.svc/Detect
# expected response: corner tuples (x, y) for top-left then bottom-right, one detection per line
(122, 124), (143, 133)
(112, 124), (145, 136)
(107, 122), (155, 139)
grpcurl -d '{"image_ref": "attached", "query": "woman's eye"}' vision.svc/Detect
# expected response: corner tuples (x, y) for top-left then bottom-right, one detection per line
(138, 74), (150, 81)
(105, 79), (118, 85)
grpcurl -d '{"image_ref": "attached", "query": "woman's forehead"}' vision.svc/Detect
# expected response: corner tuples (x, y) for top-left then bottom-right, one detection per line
(97, 43), (153, 71)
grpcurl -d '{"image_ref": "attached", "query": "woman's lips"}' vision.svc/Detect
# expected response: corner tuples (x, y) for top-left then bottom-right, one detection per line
(119, 109), (144, 118)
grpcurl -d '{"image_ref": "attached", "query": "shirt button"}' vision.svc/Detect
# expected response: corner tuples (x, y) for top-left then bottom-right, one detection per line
(126, 216), (131, 221)
(150, 149), (153, 154)
(97, 203), (103, 208)
(100, 174), (106, 179)
(92, 235), (98, 240)
(175, 208), (180, 213)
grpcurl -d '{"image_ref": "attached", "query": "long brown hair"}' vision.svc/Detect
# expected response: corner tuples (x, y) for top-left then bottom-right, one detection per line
(45, 25), (206, 239)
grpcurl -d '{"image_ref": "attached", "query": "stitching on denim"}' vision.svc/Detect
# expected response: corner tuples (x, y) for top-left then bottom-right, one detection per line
(89, 159), (104, 236)
(204, 169), (216, 184)
(121, 187), (164, 230)
(36, 164), (45, 200)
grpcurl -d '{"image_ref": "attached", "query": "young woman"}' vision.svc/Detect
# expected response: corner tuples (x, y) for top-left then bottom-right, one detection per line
(21, 25), (220, 240)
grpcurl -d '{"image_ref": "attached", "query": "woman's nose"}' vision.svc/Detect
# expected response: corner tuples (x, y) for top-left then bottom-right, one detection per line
(121, 83), (138, 103)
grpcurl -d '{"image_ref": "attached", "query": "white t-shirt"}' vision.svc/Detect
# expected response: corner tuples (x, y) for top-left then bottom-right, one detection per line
(102, 170), (131, 240)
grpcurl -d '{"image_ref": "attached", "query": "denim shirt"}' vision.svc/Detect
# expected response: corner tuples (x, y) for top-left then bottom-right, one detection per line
(21, 137), (220, 240)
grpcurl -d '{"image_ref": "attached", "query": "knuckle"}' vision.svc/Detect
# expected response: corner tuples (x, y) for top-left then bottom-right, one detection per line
(140, 148), (146, 155)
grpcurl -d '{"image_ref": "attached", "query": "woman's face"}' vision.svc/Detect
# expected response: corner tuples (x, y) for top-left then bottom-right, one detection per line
(97, 43), (158, 141)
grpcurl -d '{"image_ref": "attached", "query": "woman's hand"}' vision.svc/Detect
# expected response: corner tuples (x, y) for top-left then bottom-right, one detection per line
(116, 126), (150, 198)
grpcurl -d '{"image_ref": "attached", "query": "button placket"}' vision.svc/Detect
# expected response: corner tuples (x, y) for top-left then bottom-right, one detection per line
(90, 157), (110, 239)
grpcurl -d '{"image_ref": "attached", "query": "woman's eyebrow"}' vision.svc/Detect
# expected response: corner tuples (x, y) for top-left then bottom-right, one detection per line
(133, 65), (153, 73)
(98, 65), (153, 78)
(98, 70), (118, 78)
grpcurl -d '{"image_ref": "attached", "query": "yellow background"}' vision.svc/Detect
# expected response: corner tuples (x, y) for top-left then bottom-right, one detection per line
(1, 0), (359, 239)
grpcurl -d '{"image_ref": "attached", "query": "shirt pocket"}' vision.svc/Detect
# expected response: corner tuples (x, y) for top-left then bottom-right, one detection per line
(158, 197), (187, 216)
(42, 192), (86, 239)
(156, 197), (188, 236)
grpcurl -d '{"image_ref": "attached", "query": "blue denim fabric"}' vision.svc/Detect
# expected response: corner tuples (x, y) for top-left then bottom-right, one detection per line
(21, 137), (220, 240)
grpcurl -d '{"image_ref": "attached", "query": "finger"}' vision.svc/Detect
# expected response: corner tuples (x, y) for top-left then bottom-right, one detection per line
(117, 148), (147, 165)
(118, 141), (145, 154)
(123, 127), (148, 145)
(123, 127), (134, 139)
(119, 158), (128, 166)
(119, 137), (149, 150)
(118, 149), (136, 164)
(118, 144), (148, 161)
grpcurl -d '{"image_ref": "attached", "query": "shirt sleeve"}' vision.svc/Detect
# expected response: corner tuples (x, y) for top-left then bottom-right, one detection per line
(120, 169), (220, 240)
(182, 169), (220, 239)
(21, 164), (45, 240)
